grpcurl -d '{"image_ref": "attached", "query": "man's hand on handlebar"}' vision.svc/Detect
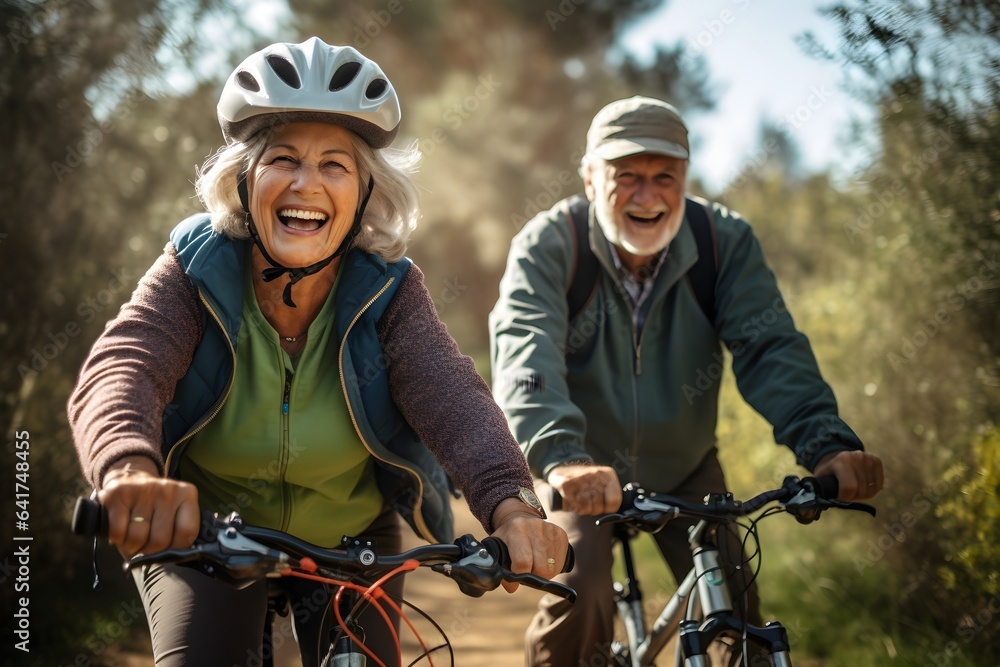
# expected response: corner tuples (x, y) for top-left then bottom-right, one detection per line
(813, 450), (885, 502)
(547, 463), (622, 516)
(98, 455), (200, 559)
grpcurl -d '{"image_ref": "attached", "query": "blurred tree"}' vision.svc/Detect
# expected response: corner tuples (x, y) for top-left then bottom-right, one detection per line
(787, 1), (1000, 662)
(801, 0), (999, 371)
(0, 1), (256, 663)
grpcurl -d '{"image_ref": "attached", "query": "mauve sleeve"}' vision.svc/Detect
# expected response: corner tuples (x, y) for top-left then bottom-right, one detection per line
(68, 245), (203, 488)
(376, 264), (533, 532)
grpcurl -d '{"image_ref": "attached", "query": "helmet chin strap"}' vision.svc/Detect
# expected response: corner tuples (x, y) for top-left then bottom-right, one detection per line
(237, 173), (374, 308)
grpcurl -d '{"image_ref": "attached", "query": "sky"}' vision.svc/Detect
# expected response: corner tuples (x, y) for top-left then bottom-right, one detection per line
(223, 0), (873, 194)
(620, 0), (874, 192)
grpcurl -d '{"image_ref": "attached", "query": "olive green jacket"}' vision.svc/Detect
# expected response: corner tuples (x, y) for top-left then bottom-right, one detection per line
(489, 195), (862, 491)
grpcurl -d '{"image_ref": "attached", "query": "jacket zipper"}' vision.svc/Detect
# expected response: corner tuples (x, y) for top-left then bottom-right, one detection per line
(609, 273), (643, 377)
(279, 368), (292, 531)
(337, 278), (435, 543)
(612, 276), (643, 482)
(164, 292), (237, 476)
(630, 322), (642, 483)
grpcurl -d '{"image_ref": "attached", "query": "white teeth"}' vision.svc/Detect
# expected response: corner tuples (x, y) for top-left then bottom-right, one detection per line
(277, 208), (328, 221)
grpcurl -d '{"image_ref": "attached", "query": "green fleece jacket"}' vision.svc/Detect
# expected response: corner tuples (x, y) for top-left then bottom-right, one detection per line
(489, 195), (863, 491)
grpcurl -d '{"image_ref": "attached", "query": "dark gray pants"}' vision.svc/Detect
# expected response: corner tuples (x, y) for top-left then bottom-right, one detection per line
(525, 449), (763, 666)
(132, 508), (404, 666)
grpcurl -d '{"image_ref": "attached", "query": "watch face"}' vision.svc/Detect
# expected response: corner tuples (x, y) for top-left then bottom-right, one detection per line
(518, 486), (546, 519)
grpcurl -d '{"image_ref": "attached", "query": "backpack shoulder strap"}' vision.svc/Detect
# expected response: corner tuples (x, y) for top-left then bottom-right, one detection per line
(684, 197), (719, 325)
(565, 195), (600, 322)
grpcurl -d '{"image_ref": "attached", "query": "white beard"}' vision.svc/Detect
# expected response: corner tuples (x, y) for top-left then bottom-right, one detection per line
(595, 198), (686, 258)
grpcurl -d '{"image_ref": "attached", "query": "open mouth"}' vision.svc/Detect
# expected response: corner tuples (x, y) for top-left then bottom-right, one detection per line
(626, 212), (664, 225)
(276, 207), (330, 232)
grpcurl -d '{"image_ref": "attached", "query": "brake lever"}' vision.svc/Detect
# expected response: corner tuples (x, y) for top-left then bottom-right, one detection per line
(433, 540), (504, 598)
(595, 512), (628, 526)
(124, 546), (204, 574)
(217, 525), (290, 563)
(123, 523), (290, 589)
(784, 487), (877, 524)
(502, 571), (577, 603)
(783, 483), (832, 524)
(433, 535), (577, 602)
(828, 500), (877, 516)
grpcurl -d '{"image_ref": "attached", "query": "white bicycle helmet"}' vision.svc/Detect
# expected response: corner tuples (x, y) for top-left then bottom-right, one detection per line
(218, 37), (401, 147)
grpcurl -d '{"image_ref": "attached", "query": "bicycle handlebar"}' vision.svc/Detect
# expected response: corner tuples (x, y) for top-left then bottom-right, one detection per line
(595, 475), (876, 532)
(72, 497), (576, 603)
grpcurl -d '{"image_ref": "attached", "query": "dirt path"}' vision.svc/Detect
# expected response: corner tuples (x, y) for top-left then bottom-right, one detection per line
(393, 499), (542, 666)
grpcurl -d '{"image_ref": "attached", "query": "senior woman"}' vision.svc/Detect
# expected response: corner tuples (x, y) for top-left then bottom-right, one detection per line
(68, 37), (567, 666)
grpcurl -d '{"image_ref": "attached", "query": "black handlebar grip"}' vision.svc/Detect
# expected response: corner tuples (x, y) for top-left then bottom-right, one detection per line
(481, 536), (574, 574)
(72, 497), (109, 538)
(481, 536), (510, 568)
(481, 537), (577, 602)
(549, 488), (563, 512)
(561, 545), (575, 574)
(808, 475), (839, 500)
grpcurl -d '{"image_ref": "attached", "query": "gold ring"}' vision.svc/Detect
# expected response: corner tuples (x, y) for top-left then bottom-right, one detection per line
(131, 516), (146, 523)
(546, 557), (556, 565)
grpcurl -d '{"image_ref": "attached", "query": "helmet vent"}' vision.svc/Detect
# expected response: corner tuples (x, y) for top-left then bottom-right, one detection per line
(329, 62), (362, 91)
(266, 54), (301, 89)
(365, 79), (387, 99)
(236, 70), (260, 92)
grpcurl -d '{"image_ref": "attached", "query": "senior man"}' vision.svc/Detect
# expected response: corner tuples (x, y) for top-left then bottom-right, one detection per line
(489, 96), (884, 665)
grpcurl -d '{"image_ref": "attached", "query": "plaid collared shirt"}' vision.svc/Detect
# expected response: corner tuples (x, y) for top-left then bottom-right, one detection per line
(609, 242), (669, 335)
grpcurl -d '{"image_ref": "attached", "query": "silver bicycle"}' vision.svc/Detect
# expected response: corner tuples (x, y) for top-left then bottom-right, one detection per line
(598, 476), (875, 666)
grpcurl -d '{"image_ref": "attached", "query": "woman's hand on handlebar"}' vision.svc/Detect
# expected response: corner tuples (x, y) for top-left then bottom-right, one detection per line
(98, 456), (201, 558)
(813, 450), (884, 502)
(490, 497), (570, 594)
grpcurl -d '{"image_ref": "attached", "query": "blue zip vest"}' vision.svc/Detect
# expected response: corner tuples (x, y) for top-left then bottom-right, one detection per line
(161, 214), (454, 543)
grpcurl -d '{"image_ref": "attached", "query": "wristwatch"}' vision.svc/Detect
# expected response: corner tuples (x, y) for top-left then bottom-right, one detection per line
(516, 486), (547, 520)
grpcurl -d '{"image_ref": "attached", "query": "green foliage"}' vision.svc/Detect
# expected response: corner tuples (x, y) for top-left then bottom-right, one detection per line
(708, 3), (999, 665)
(936, 428), (1000, 593)
(679, 9), (1000, 664)
(0, 1), (252, 663)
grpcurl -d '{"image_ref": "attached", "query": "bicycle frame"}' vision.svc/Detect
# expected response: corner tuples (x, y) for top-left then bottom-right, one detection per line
(595, 476), (874, 667)
(263, 582), (375, 667)
(611, 520), (793, 667)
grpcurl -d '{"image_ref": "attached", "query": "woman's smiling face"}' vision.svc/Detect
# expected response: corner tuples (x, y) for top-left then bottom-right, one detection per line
(249, 122), (361, 267)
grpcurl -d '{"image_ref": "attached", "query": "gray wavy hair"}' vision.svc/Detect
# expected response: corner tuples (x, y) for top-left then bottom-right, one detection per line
(194, 127), (421, 263)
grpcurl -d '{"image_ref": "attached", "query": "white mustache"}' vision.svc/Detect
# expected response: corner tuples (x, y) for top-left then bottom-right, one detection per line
(624, 208), (669, 216)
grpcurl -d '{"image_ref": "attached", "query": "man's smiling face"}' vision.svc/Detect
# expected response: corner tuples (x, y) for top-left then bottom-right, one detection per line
(585, 152), (687, 273)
